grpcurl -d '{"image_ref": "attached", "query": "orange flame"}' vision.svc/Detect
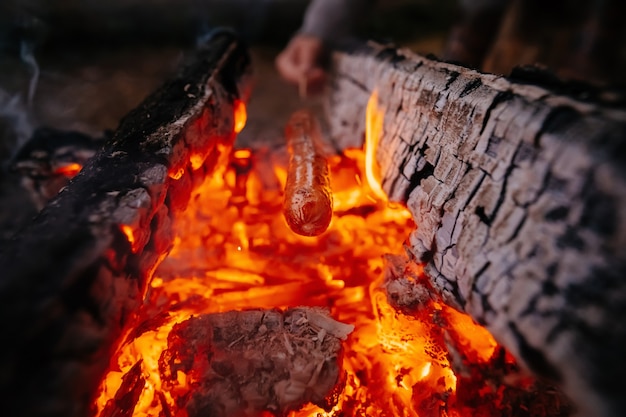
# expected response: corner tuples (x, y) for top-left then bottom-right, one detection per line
(120, 224), (139, 253)
(54, 162), (82, 177)
(189, 153), (205, 170)
(364, 89), (387, 202)
(234, 99), (247, 134)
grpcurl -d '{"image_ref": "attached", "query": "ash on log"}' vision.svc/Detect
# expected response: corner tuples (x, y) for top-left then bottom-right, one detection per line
(326, 43), (626, 417)
(0, 30), (251, 417)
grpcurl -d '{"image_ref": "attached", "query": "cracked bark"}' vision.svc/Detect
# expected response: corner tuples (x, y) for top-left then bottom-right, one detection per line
(0, 31), (251, 417)
(326, 43), (626, 417)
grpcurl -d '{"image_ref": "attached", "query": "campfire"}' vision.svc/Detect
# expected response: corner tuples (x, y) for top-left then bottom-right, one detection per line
(1, 27), (625, 417)
(90, 83), (566, 417)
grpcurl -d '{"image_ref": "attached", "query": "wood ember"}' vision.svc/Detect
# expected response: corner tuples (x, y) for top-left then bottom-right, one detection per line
(326, 42), (626, 417)
(158, 307), (353, 417)
(0, 30), (251, 417)
(384, 254), (572, 417)
(11, 127), (106, 209)
(99, 361), (146, 417)
(447, 344), (572, 417)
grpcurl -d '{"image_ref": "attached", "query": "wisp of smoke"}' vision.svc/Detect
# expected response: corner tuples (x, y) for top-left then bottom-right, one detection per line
(0, 88), (35, 167)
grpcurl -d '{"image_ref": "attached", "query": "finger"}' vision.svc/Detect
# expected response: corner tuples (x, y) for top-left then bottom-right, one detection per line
(304, 68), (327, 95)
(276, 50), (306, 84)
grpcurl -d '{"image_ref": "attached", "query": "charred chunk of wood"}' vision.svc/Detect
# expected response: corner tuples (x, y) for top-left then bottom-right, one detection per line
(158, 308), (353, 417)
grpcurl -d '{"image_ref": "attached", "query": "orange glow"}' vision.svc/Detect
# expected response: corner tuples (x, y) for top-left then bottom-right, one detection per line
(364, 89), (387, 202)
(189, 153), (205, 170)
(120, 224), (139, 253)
(168, 167), (184, 180)
(233, 148), (252, 159)
(445, 306), (497, 362)
(233, 99), (247, 134)
(54, 162), (82, 177)
(96, 144), (516, 416)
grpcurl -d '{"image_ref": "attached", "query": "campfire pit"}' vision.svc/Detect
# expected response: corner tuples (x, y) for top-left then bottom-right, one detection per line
(1, 28), (625, 417)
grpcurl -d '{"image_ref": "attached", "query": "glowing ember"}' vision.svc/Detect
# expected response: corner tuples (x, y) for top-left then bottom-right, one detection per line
(120, 224), (139, 254)
(168, 167), (185, 180)
(233, 148), (252, 159)
(54, 162), (82, 177)
(189, 154), (204, 170)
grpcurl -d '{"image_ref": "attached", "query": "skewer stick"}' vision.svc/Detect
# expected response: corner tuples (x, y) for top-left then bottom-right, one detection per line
(298, 76), (307, 100)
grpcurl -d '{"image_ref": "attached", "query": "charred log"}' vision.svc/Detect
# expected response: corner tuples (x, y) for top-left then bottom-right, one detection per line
(326, 43), (626, 417)
(0, 30), (251, 417)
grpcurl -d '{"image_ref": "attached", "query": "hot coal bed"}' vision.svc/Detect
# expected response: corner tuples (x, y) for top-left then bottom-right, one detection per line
(1, 31), (626, 417)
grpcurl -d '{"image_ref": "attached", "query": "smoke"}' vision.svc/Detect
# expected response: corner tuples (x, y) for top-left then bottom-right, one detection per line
(0, 88), (35, 169)
(19, 39), (40, 108)
(0, 4), (45, 169)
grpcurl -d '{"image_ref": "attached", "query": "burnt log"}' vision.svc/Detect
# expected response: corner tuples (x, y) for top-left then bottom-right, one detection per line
(0, 30), (251, 417)
(326, 43), (626, 417)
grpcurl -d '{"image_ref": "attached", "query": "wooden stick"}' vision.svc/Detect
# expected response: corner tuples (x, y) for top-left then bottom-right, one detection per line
(299, 76), (307, 100)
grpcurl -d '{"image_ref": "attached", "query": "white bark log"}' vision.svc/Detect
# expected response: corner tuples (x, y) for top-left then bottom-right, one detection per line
(326, 43), (626, 417)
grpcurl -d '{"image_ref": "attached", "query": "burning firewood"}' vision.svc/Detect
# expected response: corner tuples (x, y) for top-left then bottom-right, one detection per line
(158, 307), (353, 417)
(0, 30), (251, 417)
(327, 41), (626, 417)
(283, 109), (333, 236)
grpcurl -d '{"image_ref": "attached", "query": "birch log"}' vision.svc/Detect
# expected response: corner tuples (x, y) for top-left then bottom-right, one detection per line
(326, 43), (626, 417)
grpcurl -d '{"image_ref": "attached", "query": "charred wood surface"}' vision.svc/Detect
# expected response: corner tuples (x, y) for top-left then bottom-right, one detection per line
(326, 43), (626, 417)
(10, 127), (106, 210)
(0, 30), (251, 417)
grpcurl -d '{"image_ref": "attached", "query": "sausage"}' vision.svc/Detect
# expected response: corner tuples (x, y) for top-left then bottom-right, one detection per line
(283, 109), (333, 236)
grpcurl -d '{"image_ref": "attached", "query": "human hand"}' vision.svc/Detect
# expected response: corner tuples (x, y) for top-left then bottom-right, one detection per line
(275, 34), (327, 96)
